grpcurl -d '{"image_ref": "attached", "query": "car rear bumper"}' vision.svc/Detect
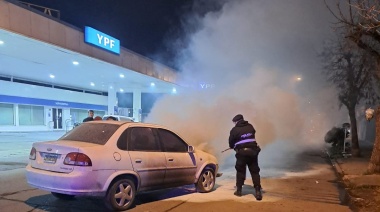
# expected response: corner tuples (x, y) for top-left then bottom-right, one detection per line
(26, 164), (108, 196)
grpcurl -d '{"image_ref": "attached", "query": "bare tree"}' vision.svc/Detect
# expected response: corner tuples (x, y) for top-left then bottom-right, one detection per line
(325, 0), (380, 172)
(321, 39), (377, 157)
(325, 0), (380, 73)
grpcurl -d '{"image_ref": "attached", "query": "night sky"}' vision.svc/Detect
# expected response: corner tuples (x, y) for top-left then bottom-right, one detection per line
(21, 0), (222, 69)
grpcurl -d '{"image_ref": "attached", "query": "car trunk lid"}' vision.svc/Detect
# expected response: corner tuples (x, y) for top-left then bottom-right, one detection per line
(30, 140), (97, 173)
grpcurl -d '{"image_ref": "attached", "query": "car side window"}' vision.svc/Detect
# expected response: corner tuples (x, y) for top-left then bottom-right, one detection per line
(157, 128), (188, 152)
(117, 130), (128, 150)
(128, 127), (160, 152)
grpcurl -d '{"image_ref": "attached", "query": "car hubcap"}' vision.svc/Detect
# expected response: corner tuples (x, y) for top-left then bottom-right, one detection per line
(202, 171), (214, 190)
(114, 183), (133, 206)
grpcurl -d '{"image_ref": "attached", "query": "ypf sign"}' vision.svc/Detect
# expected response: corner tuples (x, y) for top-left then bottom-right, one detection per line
(199, 83), (215, 89)
(84, 26), (120, 54)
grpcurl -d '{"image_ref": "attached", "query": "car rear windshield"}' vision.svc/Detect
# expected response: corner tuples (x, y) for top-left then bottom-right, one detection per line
(58, 123), (120, 145)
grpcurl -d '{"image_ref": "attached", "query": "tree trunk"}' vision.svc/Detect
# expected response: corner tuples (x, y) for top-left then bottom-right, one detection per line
(349, 106), (361, 157)
(367, 106), (380, 174)
(376, 57), (380, 80)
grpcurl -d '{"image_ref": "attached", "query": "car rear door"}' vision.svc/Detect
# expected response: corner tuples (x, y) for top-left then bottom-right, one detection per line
(127, 127), (166, 189)
(155, 128), (197, 186)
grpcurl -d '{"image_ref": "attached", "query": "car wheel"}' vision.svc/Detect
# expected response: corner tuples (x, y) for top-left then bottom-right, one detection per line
(196, 168), (215, 193)
(51, 192), (75, 200)
(105, 178), (136, 211)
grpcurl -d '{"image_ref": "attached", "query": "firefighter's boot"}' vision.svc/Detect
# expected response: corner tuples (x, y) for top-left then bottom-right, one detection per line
(255, 186), (262, 201)
(234, 187), (242, 197)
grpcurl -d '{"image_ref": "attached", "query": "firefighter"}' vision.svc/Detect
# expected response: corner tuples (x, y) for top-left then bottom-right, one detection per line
(229, 114), (262, 200)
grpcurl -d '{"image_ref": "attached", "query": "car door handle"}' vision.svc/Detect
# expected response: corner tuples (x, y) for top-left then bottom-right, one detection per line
(135, 159), (142, 163)
(168, 158), (174, 162)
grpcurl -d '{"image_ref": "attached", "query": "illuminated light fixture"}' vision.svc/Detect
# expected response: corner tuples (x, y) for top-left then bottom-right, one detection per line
(150, 82), (155, 87)
(296, 77), (302, 81)
(119, 74), (125, 78)
(90, 82), (95, 86)
(172, 88), (177, 93)
(49, 74), (55, 79)
(72, 61), (79, 65)
(119, 88), (124, 92)
(0, 40), (4, 45)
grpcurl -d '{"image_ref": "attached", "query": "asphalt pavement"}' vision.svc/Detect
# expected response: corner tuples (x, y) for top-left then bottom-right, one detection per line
(0, 134), (351, 212)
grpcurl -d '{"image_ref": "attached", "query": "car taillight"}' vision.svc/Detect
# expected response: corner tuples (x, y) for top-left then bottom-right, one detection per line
(29, 147), (36, 160)
(64, 152), (92, 166)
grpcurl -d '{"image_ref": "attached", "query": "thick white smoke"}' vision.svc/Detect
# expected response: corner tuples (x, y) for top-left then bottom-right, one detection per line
(146, 0), (348, 175)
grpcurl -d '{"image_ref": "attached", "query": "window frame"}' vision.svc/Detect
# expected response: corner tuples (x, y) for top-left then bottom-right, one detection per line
(154, 128), (189, 153)
(126, 127), (162, 152)
(0, 103), (14, 125)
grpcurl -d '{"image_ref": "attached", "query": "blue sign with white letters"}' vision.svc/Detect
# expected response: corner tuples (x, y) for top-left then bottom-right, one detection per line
(84, 26), (120, 54)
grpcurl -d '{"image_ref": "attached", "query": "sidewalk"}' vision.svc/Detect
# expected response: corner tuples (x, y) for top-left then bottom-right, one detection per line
(330, 144), (380, 212)
(0, 131), (65, 171)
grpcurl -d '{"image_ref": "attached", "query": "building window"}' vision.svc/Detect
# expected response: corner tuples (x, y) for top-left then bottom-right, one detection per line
(19, 105), (44, 125)
(0, 103), (14, 125)
(70, 109), (88, 123)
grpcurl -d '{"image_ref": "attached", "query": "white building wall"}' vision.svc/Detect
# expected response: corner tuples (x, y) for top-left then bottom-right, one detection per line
(62, 108), (72, 131)
(0, 81), (107, 132)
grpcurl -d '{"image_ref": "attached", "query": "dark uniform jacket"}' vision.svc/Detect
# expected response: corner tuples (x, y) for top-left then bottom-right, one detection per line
(229, 120), (258, 150)
(82, 117), (94, 122)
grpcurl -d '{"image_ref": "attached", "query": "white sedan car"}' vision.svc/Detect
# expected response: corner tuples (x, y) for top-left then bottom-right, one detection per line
(26, 121), (219, 211)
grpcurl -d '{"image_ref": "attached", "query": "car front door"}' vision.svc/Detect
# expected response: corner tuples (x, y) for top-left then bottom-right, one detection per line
(127, 127), (166, 190)
(156, 128), (197, 186)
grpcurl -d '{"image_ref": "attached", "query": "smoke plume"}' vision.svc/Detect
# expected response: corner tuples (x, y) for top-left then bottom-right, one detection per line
(146, 0), (348, 174)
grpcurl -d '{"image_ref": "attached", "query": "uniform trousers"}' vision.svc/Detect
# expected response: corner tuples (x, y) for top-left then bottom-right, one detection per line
(235, 148), (261, 188)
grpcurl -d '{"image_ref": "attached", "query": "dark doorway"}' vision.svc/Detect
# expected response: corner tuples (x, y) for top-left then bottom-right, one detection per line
(52, 108), (63, 129)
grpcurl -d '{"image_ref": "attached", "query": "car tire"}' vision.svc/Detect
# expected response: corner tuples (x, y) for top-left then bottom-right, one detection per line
(51, 192), (75, 200)
(196, 168), (215, 193)
(105, 178), (136, 211)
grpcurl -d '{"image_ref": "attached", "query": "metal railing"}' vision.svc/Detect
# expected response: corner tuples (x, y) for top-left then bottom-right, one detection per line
(19, 1), (61, 19)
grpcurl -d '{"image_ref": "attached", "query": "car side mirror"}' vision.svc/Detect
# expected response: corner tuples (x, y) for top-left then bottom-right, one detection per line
(188, 145), (194, 153)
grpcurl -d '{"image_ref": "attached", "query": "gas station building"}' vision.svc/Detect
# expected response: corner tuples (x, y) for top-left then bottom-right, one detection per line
(0, 0), (181, 131)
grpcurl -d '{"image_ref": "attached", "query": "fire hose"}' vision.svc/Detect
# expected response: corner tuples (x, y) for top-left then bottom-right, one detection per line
(221, 148), (232, 153)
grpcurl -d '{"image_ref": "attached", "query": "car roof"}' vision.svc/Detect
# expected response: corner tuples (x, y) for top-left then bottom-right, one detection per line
(87, 120), (169, 129)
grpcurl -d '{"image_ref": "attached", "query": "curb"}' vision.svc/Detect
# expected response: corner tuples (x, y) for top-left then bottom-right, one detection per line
(325, 150), (344, 176)
(324, 150), (353, 207)
(332, 159), (345, 176)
